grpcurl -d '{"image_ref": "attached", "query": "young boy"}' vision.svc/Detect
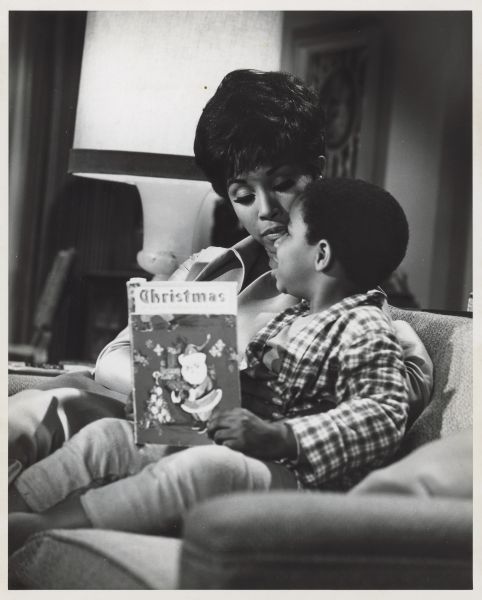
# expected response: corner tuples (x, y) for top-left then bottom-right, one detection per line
(9, 178), (409, 553)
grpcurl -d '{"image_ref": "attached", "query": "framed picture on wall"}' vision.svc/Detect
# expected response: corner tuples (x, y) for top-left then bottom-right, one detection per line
(288, 25), (382, 182)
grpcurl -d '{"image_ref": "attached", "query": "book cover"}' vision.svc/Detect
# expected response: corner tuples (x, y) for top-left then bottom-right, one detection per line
(127, 279), (241, 445)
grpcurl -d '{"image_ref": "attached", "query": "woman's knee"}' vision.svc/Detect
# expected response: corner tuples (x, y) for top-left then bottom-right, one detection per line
(69, 418), (131, 446)
(67, 418), (135, 471)
(164, 445), (271, 492)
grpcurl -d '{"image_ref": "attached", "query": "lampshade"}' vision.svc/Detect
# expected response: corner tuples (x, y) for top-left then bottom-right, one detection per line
(69, 11), (283, 276)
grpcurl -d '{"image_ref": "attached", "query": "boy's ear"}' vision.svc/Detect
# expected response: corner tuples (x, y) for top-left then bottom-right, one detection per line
(314, 239), (332, 272)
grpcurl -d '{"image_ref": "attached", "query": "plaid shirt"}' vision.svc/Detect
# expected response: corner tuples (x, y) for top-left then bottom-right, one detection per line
(244, 289), (409, 491)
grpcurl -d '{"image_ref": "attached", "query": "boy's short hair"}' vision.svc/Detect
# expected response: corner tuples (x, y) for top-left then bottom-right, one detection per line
(194, 69), (325, 199)
(299, 178), (409, 289)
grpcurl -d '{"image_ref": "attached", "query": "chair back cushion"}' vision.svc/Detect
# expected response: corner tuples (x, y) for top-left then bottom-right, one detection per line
(389, 308), (472, 453)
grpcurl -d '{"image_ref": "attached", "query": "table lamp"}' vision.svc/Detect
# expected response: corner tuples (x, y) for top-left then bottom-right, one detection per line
(68, 11), (283, 278)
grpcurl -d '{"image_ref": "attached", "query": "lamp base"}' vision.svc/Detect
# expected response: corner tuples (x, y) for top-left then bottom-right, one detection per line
(135, 178), (213, 279)
(136, 249), (178, 280)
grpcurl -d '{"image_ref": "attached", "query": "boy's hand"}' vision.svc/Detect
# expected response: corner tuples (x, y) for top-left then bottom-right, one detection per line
(207, 408), (297, 461)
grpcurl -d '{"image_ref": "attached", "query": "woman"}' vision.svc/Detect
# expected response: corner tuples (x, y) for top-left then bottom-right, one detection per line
(95, 69), (432, 413)
(9, 69), (432, 472)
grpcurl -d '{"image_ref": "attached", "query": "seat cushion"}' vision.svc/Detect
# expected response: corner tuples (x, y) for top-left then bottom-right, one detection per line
(9, 529), (182, 589)
(351, 428), (472, 498)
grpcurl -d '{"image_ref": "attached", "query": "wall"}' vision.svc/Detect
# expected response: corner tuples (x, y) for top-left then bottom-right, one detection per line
(379, 12), (471, 311)
(283, 11), (472, 310)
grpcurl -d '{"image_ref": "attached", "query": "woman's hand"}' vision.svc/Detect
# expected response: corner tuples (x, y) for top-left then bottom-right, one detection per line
(207, 408), (297, 461)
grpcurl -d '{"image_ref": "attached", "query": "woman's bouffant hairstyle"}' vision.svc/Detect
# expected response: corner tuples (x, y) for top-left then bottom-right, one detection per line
(194, 69), (326, 198)
(299, 178), (409, 290)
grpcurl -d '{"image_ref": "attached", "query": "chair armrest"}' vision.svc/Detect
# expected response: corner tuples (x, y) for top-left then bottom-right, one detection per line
(180, 491), (472, 589)
(8, 374), (57, 396)
(9, 529), (182, 589)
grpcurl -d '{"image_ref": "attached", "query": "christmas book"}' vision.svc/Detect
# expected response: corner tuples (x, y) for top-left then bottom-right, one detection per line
(127, 278), (241, 445)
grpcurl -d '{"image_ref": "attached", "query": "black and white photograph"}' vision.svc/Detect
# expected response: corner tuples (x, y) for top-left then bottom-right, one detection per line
(6, 2), (477, 591)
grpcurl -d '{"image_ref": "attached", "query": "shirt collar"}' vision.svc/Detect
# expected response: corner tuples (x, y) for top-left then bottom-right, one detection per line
(195, 236), (270, 291)
(315, 288), (387, 320)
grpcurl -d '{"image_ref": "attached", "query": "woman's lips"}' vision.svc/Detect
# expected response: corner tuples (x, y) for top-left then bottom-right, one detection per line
(261, 226), (286, 243)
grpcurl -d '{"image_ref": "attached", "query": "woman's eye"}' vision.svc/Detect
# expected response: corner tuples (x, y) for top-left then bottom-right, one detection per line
(233, 193), (255, 205)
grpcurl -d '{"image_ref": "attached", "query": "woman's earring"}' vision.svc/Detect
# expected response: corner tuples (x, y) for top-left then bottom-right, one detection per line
(317, 155), (326, 179)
